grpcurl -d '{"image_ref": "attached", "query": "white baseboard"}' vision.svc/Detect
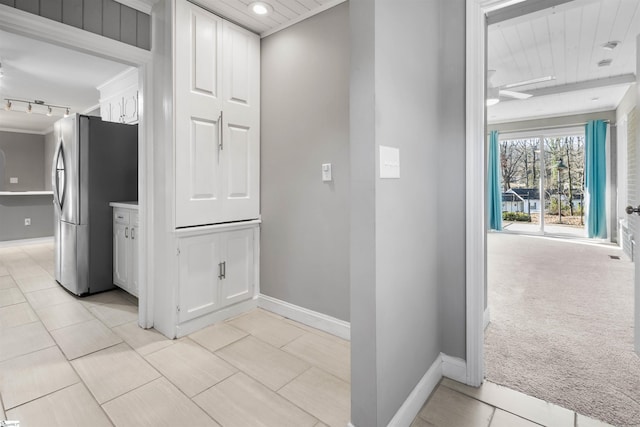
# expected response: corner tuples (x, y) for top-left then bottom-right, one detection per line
(0, 236), (53, 247)
(350, 353), (469, 427)
(175, 298), (257, 338)
(441, 353), (467, 384)
(257, 294), (350, 340)
(386, 355), (443, 427)
(484, 306), (491, 330)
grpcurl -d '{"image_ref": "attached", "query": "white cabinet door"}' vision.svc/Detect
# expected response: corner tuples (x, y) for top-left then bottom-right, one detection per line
(101, 101), (115, 122)
(177, 226), (256, 324)
(175, 0), (224, 228)
(130, 214), (140, 296)
(122, 90), (138, 124)
(113, 222), (129, 287)
(221, 21), (260, 223)
(174, 0), (260, 228)
(113, 208), (139, 297)
(178, 233), (222, 323)
(220, 228), (254, 307)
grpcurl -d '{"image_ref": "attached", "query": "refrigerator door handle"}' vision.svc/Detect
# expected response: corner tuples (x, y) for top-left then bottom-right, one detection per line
(52, 142), (65, 209)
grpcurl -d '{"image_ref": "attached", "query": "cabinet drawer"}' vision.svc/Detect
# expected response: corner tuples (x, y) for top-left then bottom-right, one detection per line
(114, 210), (130, 224)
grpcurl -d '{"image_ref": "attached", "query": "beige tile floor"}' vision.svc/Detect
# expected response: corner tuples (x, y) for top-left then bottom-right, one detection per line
(0, 240), (615, 427)
(412, 378), (614, 427)
(0, 241), (350, 427)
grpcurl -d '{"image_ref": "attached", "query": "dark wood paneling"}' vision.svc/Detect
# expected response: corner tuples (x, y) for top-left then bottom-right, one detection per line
(62, 0), (83, 29)
(102, 0), (120, 41)
(15, 0), (38, 14)
(120, 5), (137, 46)
(83, 0), (102, 34)
(2, 0), (151, 51)
(136, 11), (150, 50)
(40, 0), (63, 22)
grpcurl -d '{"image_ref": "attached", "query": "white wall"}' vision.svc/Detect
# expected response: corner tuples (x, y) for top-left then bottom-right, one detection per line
(617, 85), (636, 256)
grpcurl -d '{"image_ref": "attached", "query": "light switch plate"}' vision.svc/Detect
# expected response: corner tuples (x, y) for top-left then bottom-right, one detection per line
(322, 163), (332, 182)
(9, 177), (18, 184)
(379, 146), (400, 179)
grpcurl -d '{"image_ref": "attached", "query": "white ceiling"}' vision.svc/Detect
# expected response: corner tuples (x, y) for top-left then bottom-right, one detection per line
(0, 0), (340, 134)
(191, 0), (344, 37)
(0, 29), (130, 134)
(487, 0), (640, 123)
(6, 0), (627, 132)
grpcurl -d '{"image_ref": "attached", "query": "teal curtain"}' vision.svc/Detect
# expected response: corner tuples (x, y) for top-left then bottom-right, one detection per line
(585, 120), (607, 238)
(488, 130), (502, 231)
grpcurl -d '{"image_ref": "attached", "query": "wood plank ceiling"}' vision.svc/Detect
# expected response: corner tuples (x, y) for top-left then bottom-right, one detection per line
(191, 0), (344, 36)
(487, 0), (640, 123)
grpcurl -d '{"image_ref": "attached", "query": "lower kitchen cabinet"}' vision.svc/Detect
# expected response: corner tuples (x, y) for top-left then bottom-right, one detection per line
(112, 205), (139, 297)
(177, 226), (255, 324)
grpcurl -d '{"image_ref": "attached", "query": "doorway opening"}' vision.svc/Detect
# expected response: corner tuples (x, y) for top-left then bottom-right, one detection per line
(498, 130), (587, 238)
(477, 0), (640, 425)
(0, 8), (153, 328)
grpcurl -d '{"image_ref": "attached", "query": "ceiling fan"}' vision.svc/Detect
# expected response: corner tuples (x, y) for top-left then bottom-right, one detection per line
(486, 70), (555, 106)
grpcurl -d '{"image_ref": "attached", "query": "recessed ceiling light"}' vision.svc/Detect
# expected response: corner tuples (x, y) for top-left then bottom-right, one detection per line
(598, 59), (613, 67)
(602, 41), (620, 51)
(248, 1), (273, 15)
(591, 97), (599, 102)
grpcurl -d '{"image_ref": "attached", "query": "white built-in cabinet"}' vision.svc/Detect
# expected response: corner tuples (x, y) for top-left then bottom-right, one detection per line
(112, 205), (139, 297)
(174, 0), (260, 228)
(164, 0), (260, 338)
(98, 68), (138, 124)
(177, 226), (255, 323)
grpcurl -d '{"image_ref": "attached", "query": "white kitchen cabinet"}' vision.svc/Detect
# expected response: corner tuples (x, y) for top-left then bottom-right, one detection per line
(98, 68), (139, 124)
(112, 205), (139, 297)
(174, 0), (260, 228)
(177, 226), (256, 323)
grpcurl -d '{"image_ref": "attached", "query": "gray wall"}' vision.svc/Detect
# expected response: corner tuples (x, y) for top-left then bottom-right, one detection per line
(0, 130), (45, 191)
(437, 0), (467, 359)
(260, 3), (350, 321)
(44, 130), (56, 191)
(0, 195), (54, 241)
(350, 0), (466, 425)
(0, 0), (150, 50)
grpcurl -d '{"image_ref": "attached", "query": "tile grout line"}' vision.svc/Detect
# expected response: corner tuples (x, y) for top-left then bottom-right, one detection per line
(441, 383), (548, 427)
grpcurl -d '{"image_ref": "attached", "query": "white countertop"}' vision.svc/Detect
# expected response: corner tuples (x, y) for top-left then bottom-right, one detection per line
(110, 201), (139, 210)
(0, 191), (54, 196)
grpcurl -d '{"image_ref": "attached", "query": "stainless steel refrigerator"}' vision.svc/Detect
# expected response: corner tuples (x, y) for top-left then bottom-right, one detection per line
(52, 114), (138, 296)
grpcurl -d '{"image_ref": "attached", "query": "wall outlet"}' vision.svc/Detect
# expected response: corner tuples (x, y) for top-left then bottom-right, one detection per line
(9, 177), (18, 184)
(24, 218), (31, 226)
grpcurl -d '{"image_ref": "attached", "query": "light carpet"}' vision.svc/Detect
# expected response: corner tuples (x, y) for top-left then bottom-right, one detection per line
(486, 232), (640, 427)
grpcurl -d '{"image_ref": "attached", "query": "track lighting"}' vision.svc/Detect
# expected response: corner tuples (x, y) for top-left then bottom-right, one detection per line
(2, 98), (71, 117)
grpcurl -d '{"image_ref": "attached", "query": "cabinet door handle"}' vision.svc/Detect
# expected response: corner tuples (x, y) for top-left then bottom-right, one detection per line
(131, 227), (135, 240)
(218, 262), (224, 280)
(125, 227), (128, 238)
(219, 111), (224, 151)
(222, 261), (226, 279)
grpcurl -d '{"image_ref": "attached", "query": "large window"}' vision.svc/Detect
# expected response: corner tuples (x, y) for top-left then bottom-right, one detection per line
(499, 132), (585, 236)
